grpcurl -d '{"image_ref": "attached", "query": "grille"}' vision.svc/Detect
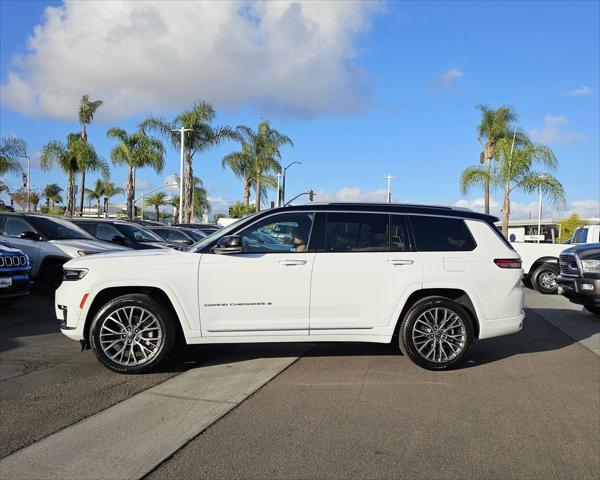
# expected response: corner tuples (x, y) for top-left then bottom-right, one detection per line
(0, 255), (28, 268)
(559, 254), (580, 277)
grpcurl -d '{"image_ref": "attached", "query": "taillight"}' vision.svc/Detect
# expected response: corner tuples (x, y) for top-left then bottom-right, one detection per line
(494, 258), (522, 269)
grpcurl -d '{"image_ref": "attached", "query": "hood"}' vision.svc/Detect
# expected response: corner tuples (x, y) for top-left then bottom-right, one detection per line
(0, 243), (25, 255)
(49, 238), (130, 256)
(564, 242), (600, 260)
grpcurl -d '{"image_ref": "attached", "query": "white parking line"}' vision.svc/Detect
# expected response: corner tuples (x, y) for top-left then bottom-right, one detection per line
(0, 343), (311, 480)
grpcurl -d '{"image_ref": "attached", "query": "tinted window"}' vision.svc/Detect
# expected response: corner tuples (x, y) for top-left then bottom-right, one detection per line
(390, 215), (410, 252)
(96, 224), (121, 242)
(411, 215), (476, 252)
(117, 224), (164, 242)
(4, 217), (34, 238)
(325, 213), (389, 252)
(239, 213), (314, 253)
(167, 229), (191, 242)
(573, 228), (588, 244)
(76, 222), (97, 236)
(151, 228), (169, 240)
(27, 216), (93, 240)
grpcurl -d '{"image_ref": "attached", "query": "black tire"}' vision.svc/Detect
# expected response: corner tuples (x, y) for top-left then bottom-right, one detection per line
(399, 297), (474, 370)
(42, 263), (64, 291)
(522, 277), (533, 289)
(584, 305), (600, 316)
(531, 264), (559, 294)
(89, 293), (176, 374)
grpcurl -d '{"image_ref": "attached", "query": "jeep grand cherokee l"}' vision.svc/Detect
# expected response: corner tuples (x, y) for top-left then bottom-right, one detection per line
(56, 203), (525, 372)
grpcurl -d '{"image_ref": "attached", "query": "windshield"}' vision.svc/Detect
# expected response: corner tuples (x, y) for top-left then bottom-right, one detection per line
(188, 213), (260, 252)
(118, 224), (165, 242)
(28, 216), (96, 240)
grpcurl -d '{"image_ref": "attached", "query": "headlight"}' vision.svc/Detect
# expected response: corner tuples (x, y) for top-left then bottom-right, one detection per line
(63, 268), (88, 281)
(77, 250), (97, 256)
(582, 260), (600, 274)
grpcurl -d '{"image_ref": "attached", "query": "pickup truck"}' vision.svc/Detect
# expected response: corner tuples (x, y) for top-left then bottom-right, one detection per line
(567, 225), (600, 245)
(557, 243), (600, 315)
(511, 242), (571, 294)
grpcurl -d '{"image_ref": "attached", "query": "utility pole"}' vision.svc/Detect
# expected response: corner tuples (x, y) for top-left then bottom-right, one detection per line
(172, 127), (193, 223)
(385, 174), (394, 203)
(537, 184), (542, 243)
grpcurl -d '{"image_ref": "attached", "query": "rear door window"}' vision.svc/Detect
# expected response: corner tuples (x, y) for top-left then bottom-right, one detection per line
(324, 213), (389, 252)
(410, 215), (476, 252)
(390, 215), (411, 252)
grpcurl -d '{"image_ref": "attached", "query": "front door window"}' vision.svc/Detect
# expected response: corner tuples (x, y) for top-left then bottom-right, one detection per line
(239, 213), (314, 253)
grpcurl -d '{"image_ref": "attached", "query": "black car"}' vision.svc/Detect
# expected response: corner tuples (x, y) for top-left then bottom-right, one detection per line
(70, 219), (174, 250)
(148, 226), (206, 247)
(557, 243), (600, 315)
(172, 223), (220, 236)
(0, 242), (31, 307)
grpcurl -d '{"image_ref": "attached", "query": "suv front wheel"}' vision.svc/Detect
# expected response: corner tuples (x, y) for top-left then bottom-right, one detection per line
(90, 294), (175, 374)
(399, 297), (474, 370)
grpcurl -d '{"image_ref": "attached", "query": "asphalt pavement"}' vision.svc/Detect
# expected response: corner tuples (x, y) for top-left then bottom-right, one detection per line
(1, 289), (598, 480)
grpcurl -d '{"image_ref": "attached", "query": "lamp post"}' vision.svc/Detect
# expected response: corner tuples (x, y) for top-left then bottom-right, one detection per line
(20, 155), (31, 212)
(276, 172), (282, 207)
(384, 174), (394, 203)
(171, 127), (194, 223)
(281, 161), (301, 206)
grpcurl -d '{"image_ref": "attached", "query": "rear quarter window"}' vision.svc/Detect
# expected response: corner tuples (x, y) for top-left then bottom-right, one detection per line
(410, 215), (476, 252)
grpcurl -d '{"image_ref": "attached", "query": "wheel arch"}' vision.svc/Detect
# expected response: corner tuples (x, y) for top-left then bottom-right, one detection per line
(527, 256), (558, 277)
(82, 285), (187, 349)
(393, 288), (480, 339)
(38, 255), (70, 279)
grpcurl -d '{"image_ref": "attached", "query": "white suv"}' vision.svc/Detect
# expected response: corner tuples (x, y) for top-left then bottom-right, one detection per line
(56, 203), (525, 372)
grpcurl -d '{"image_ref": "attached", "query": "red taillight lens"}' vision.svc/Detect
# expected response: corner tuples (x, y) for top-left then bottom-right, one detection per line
(494, 258), (522, 269)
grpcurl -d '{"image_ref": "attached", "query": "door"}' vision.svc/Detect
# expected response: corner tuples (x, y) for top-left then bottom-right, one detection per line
(0, 216), (42, 275)
(309, 213), (422, 332)
(198, 212), (315, 336)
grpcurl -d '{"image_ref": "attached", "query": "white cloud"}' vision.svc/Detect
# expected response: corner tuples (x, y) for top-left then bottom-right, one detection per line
(529, 115), (585, 145)
(453, 197), (600, 220)
(431, 67), (464, 94)
(314, 187), (391, 204)
(0, 1), (382, 120)
(565, 86), (593, 97)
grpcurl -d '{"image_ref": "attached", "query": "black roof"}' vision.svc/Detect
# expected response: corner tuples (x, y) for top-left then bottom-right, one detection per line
(269, 203), (498, 223)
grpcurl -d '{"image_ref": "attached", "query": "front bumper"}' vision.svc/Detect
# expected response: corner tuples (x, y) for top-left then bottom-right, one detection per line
(557, 276), (600, 307)
(0, 270), (31, 300)
(55, 278), (91, 341)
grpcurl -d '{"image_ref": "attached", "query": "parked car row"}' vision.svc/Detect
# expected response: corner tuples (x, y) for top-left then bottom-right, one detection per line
(0, 212), (220, 293)
(0, 241), (31, 307)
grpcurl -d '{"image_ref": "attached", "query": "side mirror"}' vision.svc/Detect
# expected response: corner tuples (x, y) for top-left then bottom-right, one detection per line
(213, 235), (243, 255)
(111, 235), (127, 245)
(20, 231), (41, 241)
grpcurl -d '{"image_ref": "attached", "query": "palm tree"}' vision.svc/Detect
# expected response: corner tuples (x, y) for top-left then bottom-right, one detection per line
(145, 191), (169, 221)
(41, 183), (63, 211)
(106, 127), (165, 219)
(40, 133), (81, 215)
(141, 101), (238, 222)
(101, 182), (124, 218)
(222, 143), (254, 206)
(235, 121), (292, 212)
(462, 137), (565, 237)
(84, 178), (105, 217)
(78, 95), (103, 214)
(472, 105), (528, 214)
(191, 177), (211, 219)
(168, 194), (180, 222)
(1, 136), (26, 176)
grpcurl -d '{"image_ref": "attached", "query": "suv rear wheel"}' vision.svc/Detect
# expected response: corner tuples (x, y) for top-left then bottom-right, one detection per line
(90, 293), (175, 374)
(399, 297), (474, 370)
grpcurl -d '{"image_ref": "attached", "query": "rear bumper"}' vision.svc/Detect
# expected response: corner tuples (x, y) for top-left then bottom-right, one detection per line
(478, 312), (525, 340)
(557, 276), (600, 307)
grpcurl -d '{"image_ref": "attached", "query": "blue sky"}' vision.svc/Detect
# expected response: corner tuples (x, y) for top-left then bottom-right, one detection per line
(1, 0), (598, 218)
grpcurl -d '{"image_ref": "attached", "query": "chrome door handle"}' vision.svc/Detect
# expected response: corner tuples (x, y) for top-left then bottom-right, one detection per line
(279, 259), (307, 266)
(388, 259), (414, 266)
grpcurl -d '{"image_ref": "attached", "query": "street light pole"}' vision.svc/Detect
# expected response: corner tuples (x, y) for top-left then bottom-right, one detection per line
(172, 127), (193, 224)
(282, 161), (301, 206)
(276, 173), (282, 207)
(385, 174), (394, 203)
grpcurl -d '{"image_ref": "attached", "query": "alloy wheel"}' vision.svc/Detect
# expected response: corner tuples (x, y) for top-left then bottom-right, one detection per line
(411, 307), (467, 364)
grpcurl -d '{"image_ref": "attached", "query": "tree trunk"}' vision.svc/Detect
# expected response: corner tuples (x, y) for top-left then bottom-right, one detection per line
(97, 198), (101, 218)
(243, 178), (250, 206)
(126, 166), (134, 220)
(173, 205), (179, 223)
(501, 184), (511, 239)
(46, 198), (50, 210)
(79, 170), (86, 216)
(183, 153), (193, 223)
(155, 205), (160, 221)
(255, 175), (261, 212)
(65, 173), (75, 216)
(104, 198), (109, 218)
